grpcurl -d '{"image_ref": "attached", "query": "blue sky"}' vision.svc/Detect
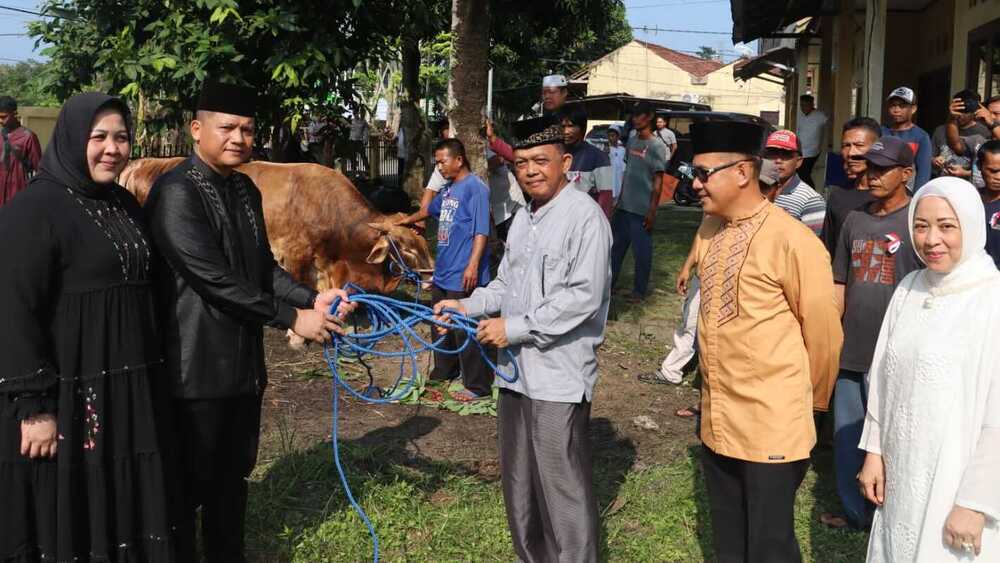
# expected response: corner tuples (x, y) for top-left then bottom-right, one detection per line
(0, 0), (744, 64)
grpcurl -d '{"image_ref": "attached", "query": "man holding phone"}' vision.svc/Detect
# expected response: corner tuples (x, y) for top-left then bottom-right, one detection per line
(933, 89), (992, 181)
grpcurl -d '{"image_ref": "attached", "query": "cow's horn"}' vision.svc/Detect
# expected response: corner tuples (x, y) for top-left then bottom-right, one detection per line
(367, 222), (389, 234)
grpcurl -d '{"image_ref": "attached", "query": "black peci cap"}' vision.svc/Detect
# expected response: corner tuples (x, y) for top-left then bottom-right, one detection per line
(691, 121), (764, 156)
(196, 81), (258, 118)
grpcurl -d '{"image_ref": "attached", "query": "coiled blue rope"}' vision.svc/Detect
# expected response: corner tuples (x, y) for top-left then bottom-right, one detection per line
(324, 282), (518, 562)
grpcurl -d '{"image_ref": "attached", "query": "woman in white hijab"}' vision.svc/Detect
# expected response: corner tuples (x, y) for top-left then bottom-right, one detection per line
(858, 176), (1000, 562)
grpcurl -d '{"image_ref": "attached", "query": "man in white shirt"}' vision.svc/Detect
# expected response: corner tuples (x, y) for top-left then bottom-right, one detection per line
(795, 94), (828, 190)
(348, 106), (370, 172)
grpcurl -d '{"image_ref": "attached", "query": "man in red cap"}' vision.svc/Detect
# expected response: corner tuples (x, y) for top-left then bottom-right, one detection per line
(763, 129), (827, 236)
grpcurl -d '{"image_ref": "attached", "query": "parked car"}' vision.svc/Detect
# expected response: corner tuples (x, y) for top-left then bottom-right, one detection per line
(584, 123), (624, 152)
(655, 111), (776, 206)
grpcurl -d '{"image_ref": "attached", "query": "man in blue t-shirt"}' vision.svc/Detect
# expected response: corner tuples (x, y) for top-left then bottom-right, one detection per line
(397, 138), (494, 400)
(978, 140), (1000, 267)
(881, 86), (932, 190)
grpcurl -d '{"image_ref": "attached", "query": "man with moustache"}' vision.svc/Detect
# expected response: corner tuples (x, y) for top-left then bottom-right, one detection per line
(821, 118), (879, 256)
(146, 81), (353, 562)
(434, 124), (612, 562)
(978, 140), (1000, 266)
(690, 120), (842, 562)
(820, 136), (921, 531)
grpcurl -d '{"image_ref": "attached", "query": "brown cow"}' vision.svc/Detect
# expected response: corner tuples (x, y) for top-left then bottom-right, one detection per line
(120, 158), (433, 295)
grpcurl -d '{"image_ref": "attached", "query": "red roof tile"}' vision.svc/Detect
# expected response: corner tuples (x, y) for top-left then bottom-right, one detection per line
(634, 39), (726, 79)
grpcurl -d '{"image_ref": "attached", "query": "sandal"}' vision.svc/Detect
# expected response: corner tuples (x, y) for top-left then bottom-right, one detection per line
(638, 370), (681, 385)
(450, 388), (489, 402)
(819, 512), (851, 529)
(675, 405), (700, 418)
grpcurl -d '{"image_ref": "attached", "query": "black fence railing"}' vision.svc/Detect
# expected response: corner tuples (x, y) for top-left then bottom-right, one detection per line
(130, 135), (403, 185)
(338, 137), (402, 185)
(133, 141), (193, 159)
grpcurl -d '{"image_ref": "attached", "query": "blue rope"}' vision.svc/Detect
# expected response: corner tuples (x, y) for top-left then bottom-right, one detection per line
(324, 283), (518, 562)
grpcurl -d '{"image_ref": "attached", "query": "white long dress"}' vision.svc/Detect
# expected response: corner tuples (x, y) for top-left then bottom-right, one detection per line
(861, 258), (1000, 562)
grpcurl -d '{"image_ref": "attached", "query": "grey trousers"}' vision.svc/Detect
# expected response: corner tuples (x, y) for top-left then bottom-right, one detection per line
(498, 389), (598, 563)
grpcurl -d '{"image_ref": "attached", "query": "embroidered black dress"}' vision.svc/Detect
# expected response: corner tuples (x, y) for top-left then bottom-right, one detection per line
(0, 94), (174, 562)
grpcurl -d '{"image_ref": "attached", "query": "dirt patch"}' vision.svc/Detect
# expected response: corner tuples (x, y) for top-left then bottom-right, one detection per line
(257, 312), (701, 476)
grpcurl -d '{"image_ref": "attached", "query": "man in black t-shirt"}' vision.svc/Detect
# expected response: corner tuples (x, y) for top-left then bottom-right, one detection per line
(821, 136), (922, 532)
(821, 118), (878, 256)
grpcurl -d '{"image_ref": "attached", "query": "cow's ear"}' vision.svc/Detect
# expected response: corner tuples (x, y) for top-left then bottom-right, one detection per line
(366, 236), (390, 264)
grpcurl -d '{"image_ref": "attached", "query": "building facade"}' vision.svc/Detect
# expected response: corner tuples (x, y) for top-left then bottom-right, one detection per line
(580, 39), (787, 125)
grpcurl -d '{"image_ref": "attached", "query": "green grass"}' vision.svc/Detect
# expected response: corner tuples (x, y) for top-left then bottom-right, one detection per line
(245, 441), (868, 562)
(245, 206), (870, 562)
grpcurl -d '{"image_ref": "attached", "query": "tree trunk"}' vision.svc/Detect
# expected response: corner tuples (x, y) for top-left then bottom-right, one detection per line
(447, 0), (490, 178)
(400, 37), (426, 201)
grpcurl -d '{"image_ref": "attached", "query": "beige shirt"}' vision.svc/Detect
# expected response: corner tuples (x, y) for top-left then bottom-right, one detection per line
(695, 201), (843, 463)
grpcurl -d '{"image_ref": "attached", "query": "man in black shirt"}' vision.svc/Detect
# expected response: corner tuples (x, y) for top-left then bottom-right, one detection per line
(820, 118), (878, 256)
(147, 82), (353, 562)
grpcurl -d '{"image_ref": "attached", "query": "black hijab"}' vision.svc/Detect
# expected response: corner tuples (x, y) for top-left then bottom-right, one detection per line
(34, 92), (131, 198)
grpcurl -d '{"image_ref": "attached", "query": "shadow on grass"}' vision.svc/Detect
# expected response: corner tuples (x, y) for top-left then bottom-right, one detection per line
(245, 413), (450, 560)
(591, 417), (638, 560)
(247, 412), (647, 562)
(688, 444), (716, 560)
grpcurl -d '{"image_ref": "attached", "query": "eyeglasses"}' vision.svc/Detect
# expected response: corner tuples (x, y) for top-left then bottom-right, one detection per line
(687, 158), (756, 184)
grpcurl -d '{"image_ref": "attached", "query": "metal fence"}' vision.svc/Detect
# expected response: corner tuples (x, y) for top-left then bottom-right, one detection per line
(338, 137), (402, 185)
(130, 135), (403, 185)
(132, 140), (193, 159)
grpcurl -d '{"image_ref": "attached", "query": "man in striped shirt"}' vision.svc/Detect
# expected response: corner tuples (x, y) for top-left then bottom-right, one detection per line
(763, 130), (827, 236)
(561, 106), (614, 218)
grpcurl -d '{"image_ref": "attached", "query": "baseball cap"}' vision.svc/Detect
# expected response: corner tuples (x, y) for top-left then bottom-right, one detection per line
(886, 86), (916, 104)
(759, 159), (781, 187)
(863, 136), (915, 167)
(765, 130), (800, 153)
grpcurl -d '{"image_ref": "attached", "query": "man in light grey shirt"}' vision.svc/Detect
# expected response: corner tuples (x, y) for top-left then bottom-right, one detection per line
(435, 124), (611, 562)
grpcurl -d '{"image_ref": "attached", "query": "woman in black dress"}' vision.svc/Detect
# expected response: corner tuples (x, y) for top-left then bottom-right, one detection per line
(0, 93), (174, 561)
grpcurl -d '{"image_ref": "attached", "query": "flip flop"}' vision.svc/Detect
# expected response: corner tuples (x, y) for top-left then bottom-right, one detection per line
(819, 512), (851, 529)
(638, 371), (680, 385)
(675, 405), (700, 418)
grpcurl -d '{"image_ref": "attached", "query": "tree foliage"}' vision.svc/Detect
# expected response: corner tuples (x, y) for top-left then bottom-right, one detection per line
(28, 0), (630, 133)
(30, 0), (409, 133)
(0, 61), (60, 107)
(696, 46), (720, 61)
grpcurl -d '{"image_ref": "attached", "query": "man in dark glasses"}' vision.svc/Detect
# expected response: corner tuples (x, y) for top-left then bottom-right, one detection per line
(689, 120), (843, 563)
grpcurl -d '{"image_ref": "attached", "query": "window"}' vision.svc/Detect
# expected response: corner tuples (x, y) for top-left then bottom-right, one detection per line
(667, 117), (696, 136)
(967, 19), (1000, 99)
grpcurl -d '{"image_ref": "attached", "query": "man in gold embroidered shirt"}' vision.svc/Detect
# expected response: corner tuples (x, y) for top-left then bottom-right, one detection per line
(689, 121), (843, 563)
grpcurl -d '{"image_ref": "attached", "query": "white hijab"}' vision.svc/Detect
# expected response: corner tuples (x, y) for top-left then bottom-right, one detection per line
(909, 177), (999, 290)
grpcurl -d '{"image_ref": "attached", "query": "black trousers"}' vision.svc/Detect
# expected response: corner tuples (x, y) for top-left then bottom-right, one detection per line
(701, 447), (809, 563)
(498, 389), (598, 563)
(800, 156), (820, 188)
(430, 284), (495, 397)
(174, 394), (263, 563)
